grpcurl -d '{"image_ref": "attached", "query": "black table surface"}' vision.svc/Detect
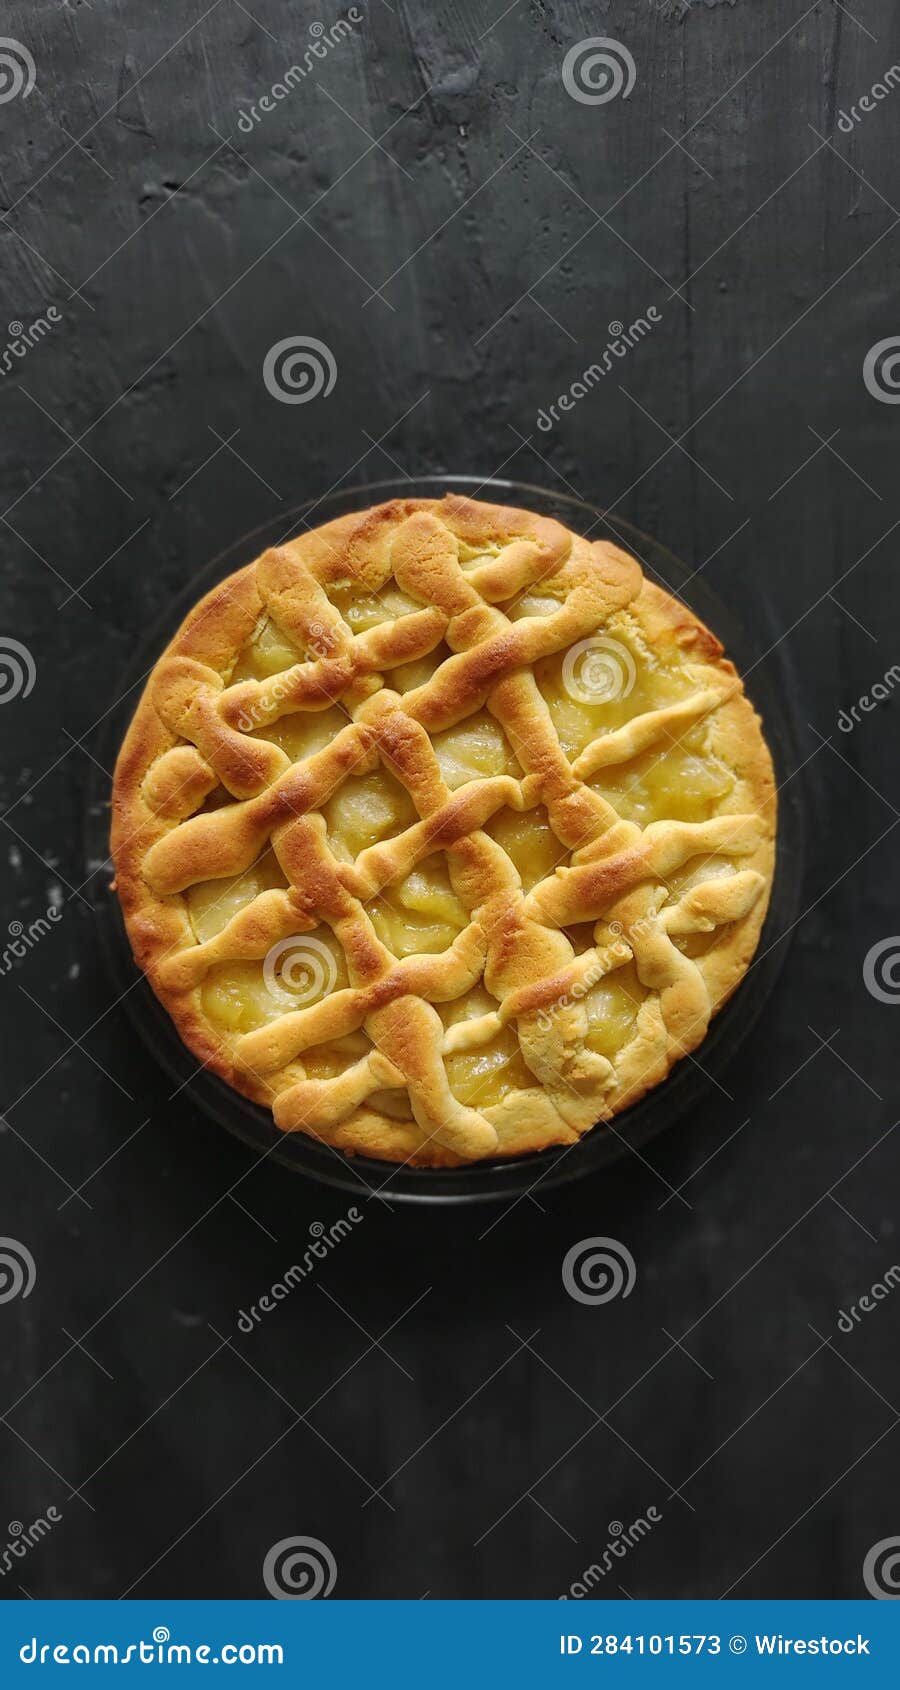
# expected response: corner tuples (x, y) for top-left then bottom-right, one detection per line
(1, 0), (898, 1601)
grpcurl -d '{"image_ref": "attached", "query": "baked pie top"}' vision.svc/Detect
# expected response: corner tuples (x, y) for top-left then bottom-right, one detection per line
(111, 494), (776, 1168)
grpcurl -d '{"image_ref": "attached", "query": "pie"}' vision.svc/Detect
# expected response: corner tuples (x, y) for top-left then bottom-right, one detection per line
(111, 494), (776, 1168)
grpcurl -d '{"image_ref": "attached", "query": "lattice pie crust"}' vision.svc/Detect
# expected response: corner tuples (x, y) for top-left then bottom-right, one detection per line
(111, 495), (776, 1167)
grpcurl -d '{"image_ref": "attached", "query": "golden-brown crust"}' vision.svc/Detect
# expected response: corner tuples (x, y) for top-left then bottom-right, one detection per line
(111, 494), (776, 1167)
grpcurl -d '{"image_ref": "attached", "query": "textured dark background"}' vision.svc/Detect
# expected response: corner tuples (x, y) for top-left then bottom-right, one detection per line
(0, 0), (898, 1602)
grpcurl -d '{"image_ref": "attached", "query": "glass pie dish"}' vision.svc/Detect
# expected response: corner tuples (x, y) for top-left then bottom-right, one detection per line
(87, 476), (803, 1204)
